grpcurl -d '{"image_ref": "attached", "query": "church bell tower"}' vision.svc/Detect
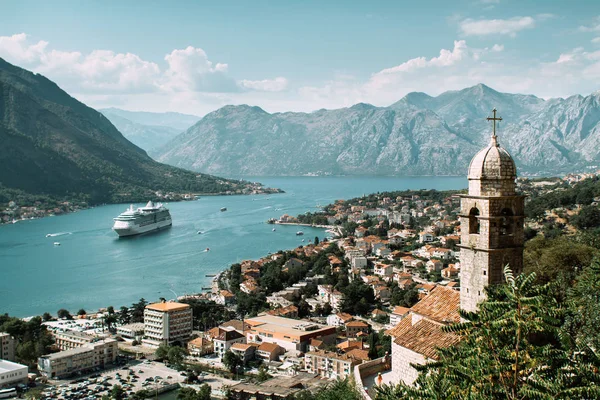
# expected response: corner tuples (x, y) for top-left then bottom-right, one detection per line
(458, 109), (525, 313)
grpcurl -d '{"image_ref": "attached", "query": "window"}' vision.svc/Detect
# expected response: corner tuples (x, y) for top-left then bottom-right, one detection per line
(469, 208), (480, 234)
(500, 208), (514, 236)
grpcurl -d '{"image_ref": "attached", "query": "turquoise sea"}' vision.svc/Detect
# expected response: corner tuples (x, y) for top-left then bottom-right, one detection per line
(0, 176), (466, 317)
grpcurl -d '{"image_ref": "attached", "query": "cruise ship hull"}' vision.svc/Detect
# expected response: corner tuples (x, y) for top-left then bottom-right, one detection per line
(113, 219), (172, 237)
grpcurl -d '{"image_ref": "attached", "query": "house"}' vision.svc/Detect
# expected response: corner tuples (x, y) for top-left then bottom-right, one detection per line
(374, 263), (394, 279)
(345, 320), (370, 338)
(375, 246), (391, 258)
(442, 265), (459, 279)
(426, 259), (443, 273)
(374, 285), (391, 301)
(397, 278), (414, 290)
(305, 350), (361, 379)
(388, 235), (404, 246)
(215, 290), (236, 305)
(230, 343), (257, 363)
(389, 306), (410, 327)
(240, 279), (259, 294)
(326, 313), (354, 327)
(284, 258), (304, 270)
(354, 226), (368, 238)
(417, 284), (437, 297)
(419, 232), (434, 243)
(351, 256), (368, 269)
(256, 342), (285, 362)
(187, 337), (213, 357)
(371, 309), (388, 319)
(213, 329), (246, 360)
(266, 305), (299, 319)
(337, 339), (364, 353)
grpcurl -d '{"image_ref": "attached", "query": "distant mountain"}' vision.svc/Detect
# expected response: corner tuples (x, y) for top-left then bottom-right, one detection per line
(100, 108), (200, 153)
(0, 57), (258, 204)
(155, 84), (600, 176)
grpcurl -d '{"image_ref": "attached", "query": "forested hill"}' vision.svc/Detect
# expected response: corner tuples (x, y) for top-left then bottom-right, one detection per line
(0, 57), (254, 205)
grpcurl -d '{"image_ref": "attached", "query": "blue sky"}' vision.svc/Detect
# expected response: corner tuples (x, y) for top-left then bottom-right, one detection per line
(1, 0), (599, 115)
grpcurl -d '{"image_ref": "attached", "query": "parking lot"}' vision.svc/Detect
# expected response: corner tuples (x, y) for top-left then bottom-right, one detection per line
(41, 360), (184, 399)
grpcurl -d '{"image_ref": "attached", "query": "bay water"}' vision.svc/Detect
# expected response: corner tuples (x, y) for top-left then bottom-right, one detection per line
(0, 176), (466, 317)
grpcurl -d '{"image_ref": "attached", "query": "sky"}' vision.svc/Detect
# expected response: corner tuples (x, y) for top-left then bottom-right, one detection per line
(1, 0), (599, 116)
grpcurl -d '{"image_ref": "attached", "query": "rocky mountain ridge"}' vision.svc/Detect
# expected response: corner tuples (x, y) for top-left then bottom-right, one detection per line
(156, 84), (600, 176)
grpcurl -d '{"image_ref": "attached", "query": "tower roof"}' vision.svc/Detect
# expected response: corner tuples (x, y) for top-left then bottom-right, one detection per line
(468, 108), (516, 182)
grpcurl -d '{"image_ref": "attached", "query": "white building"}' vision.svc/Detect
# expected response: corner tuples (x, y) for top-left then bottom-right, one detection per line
(38, 339), (117, 379)
(116, 322), (145, 340)
(213, 329), (246, 360)
(0, 360), (28, 388)
(0, 333), (16, 361)
(143, 302), (193, 348)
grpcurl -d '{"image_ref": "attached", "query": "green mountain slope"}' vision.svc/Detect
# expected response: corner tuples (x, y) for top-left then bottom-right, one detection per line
(0, 57), (251, 204)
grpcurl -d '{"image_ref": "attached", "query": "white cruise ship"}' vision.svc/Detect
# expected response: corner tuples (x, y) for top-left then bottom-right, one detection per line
(112, 201), (172, 237)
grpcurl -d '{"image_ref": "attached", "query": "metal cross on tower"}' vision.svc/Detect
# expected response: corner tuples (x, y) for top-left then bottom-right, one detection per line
(486, 108), (502, 145)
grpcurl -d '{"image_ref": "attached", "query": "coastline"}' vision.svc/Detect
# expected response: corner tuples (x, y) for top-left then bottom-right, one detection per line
(0, 188), (284, 226)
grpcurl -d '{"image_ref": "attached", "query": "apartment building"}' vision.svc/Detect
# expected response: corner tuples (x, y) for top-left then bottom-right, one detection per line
(52, 331), (95, 351)
(304, 350), (360, 379)
(0, 333), (16, 361)
(0, 360), (28, 388)
(38, 338), (117, 379)
(245, 315), (336, 352)
(142, 302), (193, 348)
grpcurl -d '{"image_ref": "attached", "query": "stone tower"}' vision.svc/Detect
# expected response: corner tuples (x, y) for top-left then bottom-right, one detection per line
(458, 109), (525, 313)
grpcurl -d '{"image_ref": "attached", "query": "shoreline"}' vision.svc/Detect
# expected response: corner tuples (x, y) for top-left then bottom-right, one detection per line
(0, 189), (284, 227)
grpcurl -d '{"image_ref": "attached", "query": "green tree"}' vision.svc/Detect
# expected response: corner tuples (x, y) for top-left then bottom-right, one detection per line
(77, 308), (86, 316)
(376, 266), (600, 400)
(167, 346), (187, 366)
(41, 312), (52, 322)
(110, 385), (125, 400)
(257, 365), (271, 382)
(222, 350), (242, 373)
(57, 308), (72, 320)
(565, 259), (600, 350)
(117, 306), (131, 324)
(572, 205), (600, 229)
(155, 343), (170, 360)
(314, 236), (320, 245)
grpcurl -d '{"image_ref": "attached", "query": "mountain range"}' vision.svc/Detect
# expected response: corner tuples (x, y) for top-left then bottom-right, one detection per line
(0, 57), (254, 205)
(155, 84), (600, 176)
(100, 108), (200, 152)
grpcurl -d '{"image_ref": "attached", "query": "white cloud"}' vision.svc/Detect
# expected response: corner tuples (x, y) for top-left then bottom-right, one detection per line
(491, 44), (504, 52)
(592, 37), (600, 44)
(239, 77), (288, 92)
(459, 16), (535, 37)
(0, 33), (284, 99)
(579, 16), (600, 32)
(160, 46), (238, 93)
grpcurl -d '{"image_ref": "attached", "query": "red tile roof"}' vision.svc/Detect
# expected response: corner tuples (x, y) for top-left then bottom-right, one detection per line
(410, 286), (460, 324)
(387, 314), (460, 360)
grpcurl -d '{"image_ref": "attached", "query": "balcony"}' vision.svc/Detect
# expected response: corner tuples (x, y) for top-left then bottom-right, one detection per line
(353, 355), (392, 400)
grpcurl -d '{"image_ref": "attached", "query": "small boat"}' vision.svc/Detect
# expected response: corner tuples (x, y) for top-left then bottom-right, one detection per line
(272, 228), (276, 232)
(301, 239), (305, 242)
(296, 231), (304, 236)
(197, 231), (203, 234)
(205, 274), (216, 277)
(205, 248), (210, 252)
(46, 234), (51, 237)
(54, 242), (61, 246)
(220, 207), (227, 212)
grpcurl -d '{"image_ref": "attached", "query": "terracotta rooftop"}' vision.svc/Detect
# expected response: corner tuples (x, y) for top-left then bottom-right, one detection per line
(346, 348), (370, 361)
(258, 342), (281, 353)
(145, 302), (190, 312)
(346, 320), (369, 328)
(387, 314), (460, 360)
(231, 343), (255, 351)
(410, 286), (460, 324)
(392, 306), (410, 315)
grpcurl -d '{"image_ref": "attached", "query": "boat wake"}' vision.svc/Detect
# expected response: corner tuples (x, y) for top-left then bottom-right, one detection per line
(45, 232), (72, 238)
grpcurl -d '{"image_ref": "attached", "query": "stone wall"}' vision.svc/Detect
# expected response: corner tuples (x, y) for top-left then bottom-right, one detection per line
(388, 341), (427, 386)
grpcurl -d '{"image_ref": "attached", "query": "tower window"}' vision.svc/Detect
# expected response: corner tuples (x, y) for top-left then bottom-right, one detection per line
(500, 208), (514, 236)
(469, 207), (480, 234)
